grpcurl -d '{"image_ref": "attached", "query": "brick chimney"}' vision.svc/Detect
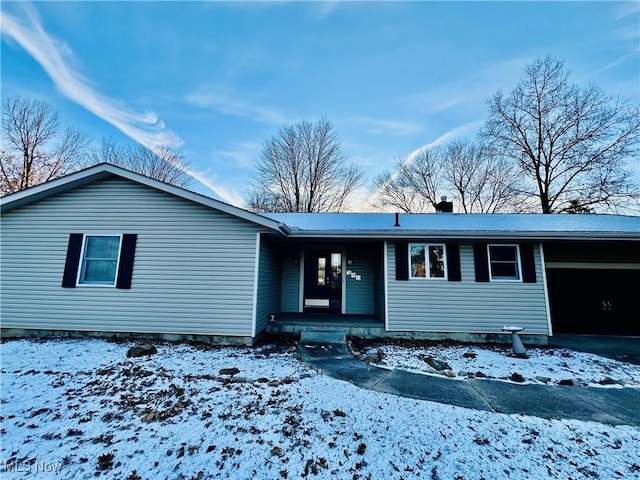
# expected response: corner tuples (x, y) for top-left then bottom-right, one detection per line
(435, 195), (453, 213)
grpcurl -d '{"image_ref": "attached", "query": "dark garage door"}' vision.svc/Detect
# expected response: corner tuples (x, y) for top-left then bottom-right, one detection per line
(546, 269), (639, 336)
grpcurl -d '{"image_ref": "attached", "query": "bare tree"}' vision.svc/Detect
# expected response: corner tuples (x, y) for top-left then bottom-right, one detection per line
(89, 136), (124, 166)
(248, 118), (363, 212)
(444, 140), (520, 213)
(371, 147), (444, 213)
(482, 56), (640, 213)
(372, 141), (519, 213)
(371, 170), (430, 213)
(1, 96), (89, 196)
(90, 137), (194, 188)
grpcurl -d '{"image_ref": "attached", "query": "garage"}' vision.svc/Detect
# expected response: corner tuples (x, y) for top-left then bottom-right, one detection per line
(544, 242), (640, 336)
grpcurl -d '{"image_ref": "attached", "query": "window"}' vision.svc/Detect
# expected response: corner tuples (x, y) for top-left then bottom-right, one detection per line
(78, 235), (122, 286)
(488, 244), (521, 281)
(317, 257), (326, 286)
(409, 243), (447, 279)
(62, 233), (137, 289)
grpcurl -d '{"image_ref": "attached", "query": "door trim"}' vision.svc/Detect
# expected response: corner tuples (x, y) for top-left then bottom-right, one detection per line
(341, 250), (346, 315)
(298, 250), (305, 313)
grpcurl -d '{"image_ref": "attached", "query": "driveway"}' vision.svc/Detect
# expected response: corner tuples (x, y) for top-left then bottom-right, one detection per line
(549, 334), (640, 365)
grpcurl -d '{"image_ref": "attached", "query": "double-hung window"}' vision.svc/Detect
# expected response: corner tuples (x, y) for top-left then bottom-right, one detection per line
(409, 243), (447, 279)
(487, 244), (521, 281)
(78, 235), (122, 286)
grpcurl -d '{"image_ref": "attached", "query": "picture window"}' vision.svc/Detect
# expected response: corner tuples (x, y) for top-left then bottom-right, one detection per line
(409, 243), (447, 279)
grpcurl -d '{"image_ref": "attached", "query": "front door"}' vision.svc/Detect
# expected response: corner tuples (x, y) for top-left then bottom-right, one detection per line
(304, 250), (342, 313)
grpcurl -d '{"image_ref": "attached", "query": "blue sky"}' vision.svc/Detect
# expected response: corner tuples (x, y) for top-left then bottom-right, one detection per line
(2, 1), (638, 209)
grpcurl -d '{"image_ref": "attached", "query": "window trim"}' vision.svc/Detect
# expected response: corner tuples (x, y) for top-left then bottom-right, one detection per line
(408, 243), (448, 280)
(76, 234), (123, 287)
(487, 244), (522, 282)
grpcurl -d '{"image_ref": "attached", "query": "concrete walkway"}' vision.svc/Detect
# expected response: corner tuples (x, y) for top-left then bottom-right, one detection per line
(297, 338), (640, 427)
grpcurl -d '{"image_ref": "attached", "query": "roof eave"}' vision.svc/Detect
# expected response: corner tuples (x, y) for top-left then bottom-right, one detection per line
(0, 169), (114, 213)
(281, 230), (640, 240)
(0, 163), (286, 234)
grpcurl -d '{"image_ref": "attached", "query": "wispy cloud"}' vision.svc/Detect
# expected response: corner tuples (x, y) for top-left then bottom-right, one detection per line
(343, 185), (377, 212)
(351, 117), (424, 136)
(609, 2), (640, 43)
(366, 120), (484, 204)
(188, 167), (247, 208)
(185, 140), (262, 207)
(186, 86), (287, 125)
(0, 3), (250, 206)
(212, 141), (262, 169)
(592, 48), (640, 77)
(314, 1), (341, 19)
(409, 92), (466, 114)
(1, 3), (182, 150)
(401, 120), (484, 167)
(612, 1), (640, 20)
(400, 120), (484, 169)
(409, 57), (530, 115)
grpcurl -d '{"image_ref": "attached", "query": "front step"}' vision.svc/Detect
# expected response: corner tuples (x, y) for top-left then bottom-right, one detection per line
(297, 329), (351, 362)
(300, 328), (346, 345)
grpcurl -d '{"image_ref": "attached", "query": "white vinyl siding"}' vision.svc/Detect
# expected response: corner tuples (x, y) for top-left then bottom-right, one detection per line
(386, 242), (550, 335)
(255, 239), (282, 335)
(1, 177), (266, 338)
(345, 245), (376, 315)
(280, 247), (301, 312)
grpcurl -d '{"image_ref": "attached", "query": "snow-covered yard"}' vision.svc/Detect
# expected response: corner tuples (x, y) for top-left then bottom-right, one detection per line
(1, 338), (639, 479)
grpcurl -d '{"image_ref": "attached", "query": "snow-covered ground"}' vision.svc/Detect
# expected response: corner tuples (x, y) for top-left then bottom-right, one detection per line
(1, 338), (639, 479)
(357, 341), (640, 386)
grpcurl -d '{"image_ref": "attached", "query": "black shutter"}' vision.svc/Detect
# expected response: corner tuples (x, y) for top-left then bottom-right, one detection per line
(62, 234), (84, 288)
(116, 234), (137, 289)
(395, 242), (409, 281)
(445, 243), (461, 281)
(473, 243), (489, 282)
(520, 244), (537, 283)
